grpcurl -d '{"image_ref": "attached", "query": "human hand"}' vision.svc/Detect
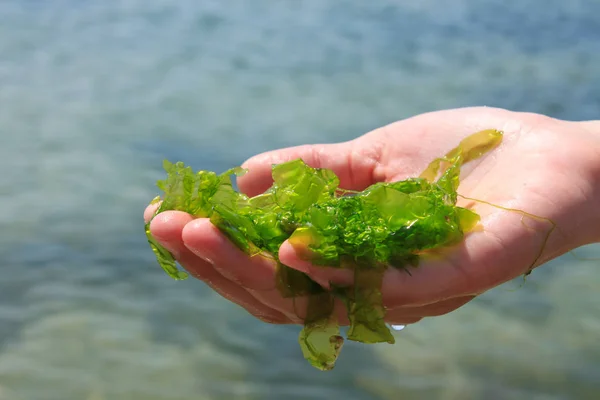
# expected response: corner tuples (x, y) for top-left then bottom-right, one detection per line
(145, 107), (600, 325)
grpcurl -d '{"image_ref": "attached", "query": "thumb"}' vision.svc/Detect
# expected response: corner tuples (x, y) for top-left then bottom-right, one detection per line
(237, 140), (378, 197)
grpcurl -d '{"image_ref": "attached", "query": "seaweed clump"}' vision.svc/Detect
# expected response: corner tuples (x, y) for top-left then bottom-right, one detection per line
(145, 129), (504, 370)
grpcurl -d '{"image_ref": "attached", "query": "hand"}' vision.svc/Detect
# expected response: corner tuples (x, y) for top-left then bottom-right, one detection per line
(145, 107), (600, 325)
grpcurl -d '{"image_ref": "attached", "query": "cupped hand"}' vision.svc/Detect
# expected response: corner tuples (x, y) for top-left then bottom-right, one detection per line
(145, 107), (600, 325)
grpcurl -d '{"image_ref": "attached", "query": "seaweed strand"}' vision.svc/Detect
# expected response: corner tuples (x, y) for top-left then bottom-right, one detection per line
(457, 195), (557, 276)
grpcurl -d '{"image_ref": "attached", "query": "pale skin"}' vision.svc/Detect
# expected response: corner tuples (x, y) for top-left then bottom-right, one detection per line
(144, 107), (600, 326)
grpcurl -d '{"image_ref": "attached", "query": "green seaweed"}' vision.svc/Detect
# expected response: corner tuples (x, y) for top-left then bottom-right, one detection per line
(145, 129), (505, 370)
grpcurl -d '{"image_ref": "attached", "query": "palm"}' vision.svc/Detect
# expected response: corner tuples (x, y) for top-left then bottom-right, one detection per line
(146, 107), (600, 325)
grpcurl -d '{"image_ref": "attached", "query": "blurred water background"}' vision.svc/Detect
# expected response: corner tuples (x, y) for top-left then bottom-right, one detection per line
(1, 1), (600, 399)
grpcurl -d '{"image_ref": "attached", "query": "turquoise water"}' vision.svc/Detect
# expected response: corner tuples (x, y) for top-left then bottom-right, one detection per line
(1, 1), (599, 399)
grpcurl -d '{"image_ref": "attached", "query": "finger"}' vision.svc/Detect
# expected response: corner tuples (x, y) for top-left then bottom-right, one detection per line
(279, 223), (524, 308)
(181, 219), (353, 324)
(576, 120), (600, 136)
(200, 269), (294, 324)
(180, 219), (317, 323)
(144, 201), (161, 223)
(181, 219), (279, 291)
(385, 296), (475, 323)
(279, 240), (473, 324)
(237, 288), (350, 326)
(383, 316), (423, 325)
(279, 245), (485, 309)
(237, 141), (380, 196)
(150, 212), (291, 324)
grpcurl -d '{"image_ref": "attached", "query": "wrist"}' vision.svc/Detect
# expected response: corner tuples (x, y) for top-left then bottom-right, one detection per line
(578, 120), (600, 244)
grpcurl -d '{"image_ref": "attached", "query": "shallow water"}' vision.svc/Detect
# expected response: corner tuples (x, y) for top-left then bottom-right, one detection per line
(1, 1), (599, 399)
